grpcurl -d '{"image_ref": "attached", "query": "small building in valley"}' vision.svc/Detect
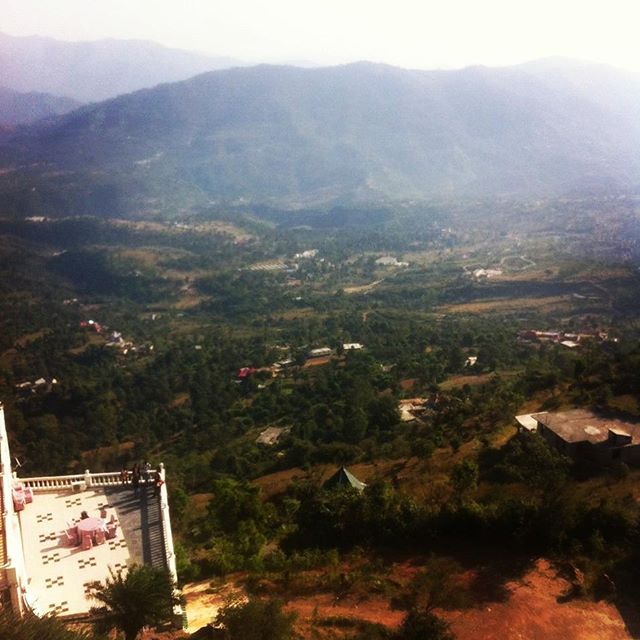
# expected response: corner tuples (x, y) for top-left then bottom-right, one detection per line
(308, 347), (333, 358)
(517, 408), (640, 465)
(399, 398), (430, 423)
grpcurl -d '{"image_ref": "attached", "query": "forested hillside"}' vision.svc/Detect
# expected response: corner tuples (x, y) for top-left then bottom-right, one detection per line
(3, 44), (640, 638)
(0, 86), (81, 126)
(1, 61), (639, 217)
(3, 199), (640, 633)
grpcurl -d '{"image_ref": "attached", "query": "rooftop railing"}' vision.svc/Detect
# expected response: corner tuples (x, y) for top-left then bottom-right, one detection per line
(19, 470), (155, 491)
(157, 463), (184, 626)
(158, 464), (177, 579)
(19, 474), (85, 490)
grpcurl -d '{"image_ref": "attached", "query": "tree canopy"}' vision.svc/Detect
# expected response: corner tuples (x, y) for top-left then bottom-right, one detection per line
(89, 565), (181, 640)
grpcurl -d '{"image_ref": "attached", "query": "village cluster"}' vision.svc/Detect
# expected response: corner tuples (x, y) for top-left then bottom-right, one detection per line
(517, 329), (613, 349)
(79, 319), (154, 356)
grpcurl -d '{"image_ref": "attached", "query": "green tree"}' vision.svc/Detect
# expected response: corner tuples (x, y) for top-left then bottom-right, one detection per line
(396, 608), (455, 640)
(89, 565), (181, 640)
(215, 598), (297, 640)
(0, 610), (98, 640)
(392, 557), (468, 614)
(450, 459), (479, 497)
(346, 407), (368, 443)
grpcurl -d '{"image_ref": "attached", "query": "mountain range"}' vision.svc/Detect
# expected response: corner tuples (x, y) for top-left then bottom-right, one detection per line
(1, 58), (639, 217)
(0, 32), (243, 103)
(0, 86), (81, 126)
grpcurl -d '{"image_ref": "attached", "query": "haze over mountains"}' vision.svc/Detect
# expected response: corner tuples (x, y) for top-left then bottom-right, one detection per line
(1, 53), (639, 217)
(0, 31), (244, 103)
(0, 86), (81, 126)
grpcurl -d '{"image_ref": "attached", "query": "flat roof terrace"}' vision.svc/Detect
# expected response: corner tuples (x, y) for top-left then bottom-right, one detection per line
(18, 475), (169, 618)
(534, 409), (640, 445)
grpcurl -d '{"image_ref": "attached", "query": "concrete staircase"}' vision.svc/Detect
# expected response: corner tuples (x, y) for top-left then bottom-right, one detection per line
(140, 485), (167, 570)
(105, 483), (167, 571)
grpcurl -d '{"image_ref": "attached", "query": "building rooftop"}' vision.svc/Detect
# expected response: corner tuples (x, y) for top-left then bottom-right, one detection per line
(18, 482), (167, 617)
(516, 413), (546, 432)
(0, 403), (179, 621)
(534, 409), (640, 445)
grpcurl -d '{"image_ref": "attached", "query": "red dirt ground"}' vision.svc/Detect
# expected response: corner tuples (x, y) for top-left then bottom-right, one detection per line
(442, 559), (629, 640)
(284, 559), (631, 640)
(179, 558), (631, 639)
(303, 356), (333, 368)
(287, 592), (405, 628)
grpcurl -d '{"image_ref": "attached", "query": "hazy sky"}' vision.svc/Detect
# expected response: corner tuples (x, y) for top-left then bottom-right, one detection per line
(4, 0), (640, 70)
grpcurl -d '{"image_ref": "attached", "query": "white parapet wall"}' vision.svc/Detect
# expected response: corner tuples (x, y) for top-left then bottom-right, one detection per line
(0, 404), (32, 615)
(21, 470), (154, 491)
(158, 462), (184, 626)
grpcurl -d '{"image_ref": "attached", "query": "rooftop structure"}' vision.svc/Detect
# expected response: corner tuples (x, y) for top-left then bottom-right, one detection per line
(308, 347), (333, 358)
(472, 268), (502, 279)
(520, 408), (640, 464)
(515, 413), (546, 432)
(375, 256), (409, 267)
(294, 249), (318, 259)
(0, 403), (180, 621)
(255, 426), (290, 446)
(398, 398), (429, 423)
(518, 329), (611, 346)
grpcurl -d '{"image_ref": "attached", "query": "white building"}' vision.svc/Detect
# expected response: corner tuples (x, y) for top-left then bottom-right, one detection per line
(308, 347), (333, 358)
(0, 403), (181, 622)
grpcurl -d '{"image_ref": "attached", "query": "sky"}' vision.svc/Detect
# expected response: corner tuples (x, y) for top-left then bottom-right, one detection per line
(4, 0), (640, 71)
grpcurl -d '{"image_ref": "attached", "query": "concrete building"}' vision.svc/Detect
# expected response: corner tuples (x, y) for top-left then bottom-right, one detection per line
(516, 408), (640, 465)
(0, 403), (181, 621)
(308, 347), (332, 358)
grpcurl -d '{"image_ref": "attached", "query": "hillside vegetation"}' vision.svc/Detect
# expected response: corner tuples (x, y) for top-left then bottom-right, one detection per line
(3, 196), (640, 636)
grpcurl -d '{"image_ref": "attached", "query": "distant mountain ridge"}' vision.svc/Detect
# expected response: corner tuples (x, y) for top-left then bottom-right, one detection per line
(0, 32), (244, 102)
(0, 86), (81, 126)
(0, 59), (639, 217)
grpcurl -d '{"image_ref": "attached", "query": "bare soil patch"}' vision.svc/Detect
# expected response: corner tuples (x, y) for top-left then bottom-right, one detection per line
(443, 558), (630, 640)
(343, 279), (383, 294)
(399, 378), (418, 391)
(438, 295), (571, 314)
(179, 557), (630, 640)
(183, 579), (246, 633)
(303, 356), (333, 368)
(14, 329), (50, 347)
(440, 373), (495, 390)
(287, 592), (405, 634)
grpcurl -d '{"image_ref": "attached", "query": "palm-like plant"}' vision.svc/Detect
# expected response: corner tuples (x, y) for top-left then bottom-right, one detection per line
(89, 564), (182, 640)
(0, 609), (98, 640)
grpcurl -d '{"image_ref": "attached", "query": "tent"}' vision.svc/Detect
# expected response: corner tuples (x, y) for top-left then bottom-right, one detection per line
(323, 466), (367, 492)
